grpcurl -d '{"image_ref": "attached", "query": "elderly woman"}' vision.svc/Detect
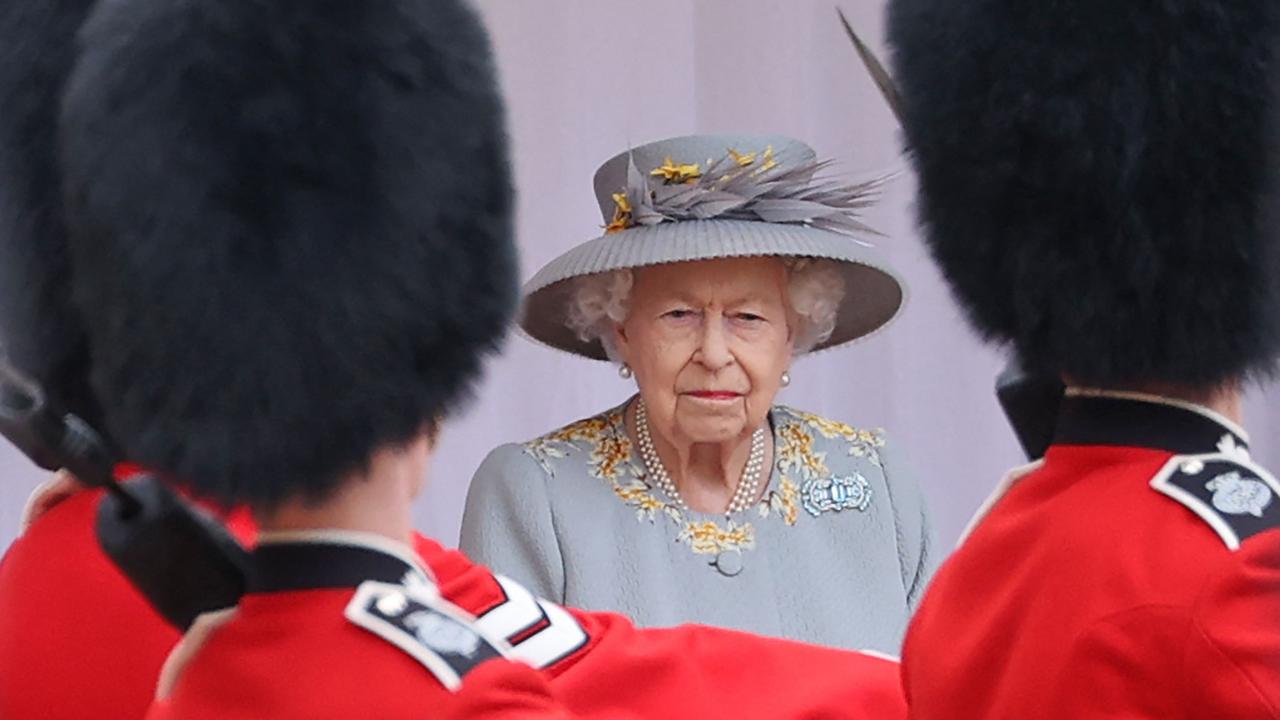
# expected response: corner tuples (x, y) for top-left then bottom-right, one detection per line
(461, 134), (931, 653)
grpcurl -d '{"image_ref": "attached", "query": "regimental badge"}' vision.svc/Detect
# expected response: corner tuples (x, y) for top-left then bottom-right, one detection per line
(402, 606), (483, 656)
(1151, 453), (1280, 551)
(345, 580), (509, 691)
(801, 473), (872, 517)
(1206, 471), (1273, 518)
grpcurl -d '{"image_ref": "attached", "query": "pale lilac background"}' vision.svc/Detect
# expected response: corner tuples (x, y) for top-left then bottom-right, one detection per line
(1, 0), (1276, 554)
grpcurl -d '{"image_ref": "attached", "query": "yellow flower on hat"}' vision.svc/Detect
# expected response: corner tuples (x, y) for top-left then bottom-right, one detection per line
(727, 148), (758, 167)
(605, 191), (633, 233)
(650, 156), (702, 184)
(754, 145), (778, 174)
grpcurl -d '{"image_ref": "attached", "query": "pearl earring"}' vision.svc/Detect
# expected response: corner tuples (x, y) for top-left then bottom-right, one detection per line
(780, 370), (791, 387)
(619, 364), (633, 380)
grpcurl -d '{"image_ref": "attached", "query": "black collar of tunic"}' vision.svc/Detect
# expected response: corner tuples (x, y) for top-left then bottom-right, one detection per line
(247, 540), (429, 593)
(1053, 394), (1249, 456)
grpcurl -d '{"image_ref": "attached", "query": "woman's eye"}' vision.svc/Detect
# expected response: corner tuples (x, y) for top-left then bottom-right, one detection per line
(735, 312), (765, 322)
(664, 309), (696, 320)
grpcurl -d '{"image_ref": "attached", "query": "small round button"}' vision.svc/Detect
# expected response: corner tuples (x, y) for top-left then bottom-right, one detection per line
(376, 591), (408, 615)
(712, 550), (744, 577)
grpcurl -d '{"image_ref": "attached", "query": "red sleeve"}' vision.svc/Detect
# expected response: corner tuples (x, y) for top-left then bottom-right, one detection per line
(1185, 538), (1280, 718)
(144, 698), (175, 720)
(438, 659), (579, 720)
(0, 490), (180, 720)
(146, 658), (578, 720)
(1047, 537), (1280, 719)
(415, 535), (906, 720)
(550, 615), (907, 719)
(0, 483), (254, 720)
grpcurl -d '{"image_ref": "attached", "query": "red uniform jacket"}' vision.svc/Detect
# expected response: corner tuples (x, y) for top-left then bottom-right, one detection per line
(0, 489), (905, 719)
(0, 483), (255, 720)
(143, 533), (585, 719)
(902, 394), (1280, 718)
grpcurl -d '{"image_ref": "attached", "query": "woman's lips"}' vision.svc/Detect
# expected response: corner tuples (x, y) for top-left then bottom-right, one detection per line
(686, 391), (741, 400)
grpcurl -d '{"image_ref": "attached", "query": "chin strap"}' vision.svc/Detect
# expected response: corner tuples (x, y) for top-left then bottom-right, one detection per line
(994, 358), (1065, 460)
(2, 361), (249, 630)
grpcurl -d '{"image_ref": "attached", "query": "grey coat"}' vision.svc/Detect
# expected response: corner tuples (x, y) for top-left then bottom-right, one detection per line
(460, 400), (932, 653)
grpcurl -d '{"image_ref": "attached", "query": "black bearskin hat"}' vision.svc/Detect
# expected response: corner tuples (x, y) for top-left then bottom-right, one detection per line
(58, 0), (515, 508)
(886, 0), (1280, 388)
(0, 0), (104, 433)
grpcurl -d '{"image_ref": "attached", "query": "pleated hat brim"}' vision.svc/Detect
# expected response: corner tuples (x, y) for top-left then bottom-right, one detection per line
(520, 218), (907, 361)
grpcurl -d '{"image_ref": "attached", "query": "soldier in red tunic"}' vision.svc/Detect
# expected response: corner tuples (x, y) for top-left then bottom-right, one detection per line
(0, 0), (906, 717)
(42, 0), (584, 715)
(885, 0), (1280, 716)
(0, 2), (185, 717)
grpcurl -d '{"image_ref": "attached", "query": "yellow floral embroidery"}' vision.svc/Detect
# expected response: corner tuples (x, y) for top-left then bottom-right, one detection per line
(776, 422), (813, 456)
(548, 414), (614, 442)
(769, 407), (882, 521)
(678, 520), (756, 554)
(522, 405), (876, 558)
(791, 409), (883, 445)
(785, 408), (884, 467)
(590, 434), (632, 481)
(760, 477), (800, 526)
(614, 480), (674, 522)
(524, 412), (619, 475)
(775, 421), (830, 479)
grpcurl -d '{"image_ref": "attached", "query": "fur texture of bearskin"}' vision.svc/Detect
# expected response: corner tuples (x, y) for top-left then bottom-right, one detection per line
(0, 0), (104, 432)
(887, 0), (1280, 388)
(59, 0), (515, 508)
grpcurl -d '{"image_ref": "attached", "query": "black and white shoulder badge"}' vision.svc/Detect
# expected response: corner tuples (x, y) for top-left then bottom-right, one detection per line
(1151, 436), (1279, 551)
(345, 580), (511, 691)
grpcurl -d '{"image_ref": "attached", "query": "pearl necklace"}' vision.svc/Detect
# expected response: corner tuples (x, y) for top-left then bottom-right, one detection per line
(634, 398), (767, 515)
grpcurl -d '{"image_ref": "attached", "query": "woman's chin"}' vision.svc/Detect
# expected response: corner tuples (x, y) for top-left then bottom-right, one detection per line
(669, 394), (764, 442)
(674, 414), (749, 445)
(681, 428), (746, 446)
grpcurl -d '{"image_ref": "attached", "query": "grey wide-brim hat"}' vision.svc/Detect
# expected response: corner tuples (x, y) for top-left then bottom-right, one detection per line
(521, 134), (907, 360)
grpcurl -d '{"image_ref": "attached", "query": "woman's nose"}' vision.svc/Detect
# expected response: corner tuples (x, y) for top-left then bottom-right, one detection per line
(694, 316), (734, 370)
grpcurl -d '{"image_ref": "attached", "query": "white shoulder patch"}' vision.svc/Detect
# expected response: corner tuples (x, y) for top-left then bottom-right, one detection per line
(1151, 452), (1280, 551)
(345, 581), (511, 692)
(472, 574), (589, 668)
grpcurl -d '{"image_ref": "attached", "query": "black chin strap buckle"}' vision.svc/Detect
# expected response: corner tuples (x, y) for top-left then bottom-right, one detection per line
(2, 361), (248, 630)
(995, 358), (1065, 461)
(97, 476), (249, 629)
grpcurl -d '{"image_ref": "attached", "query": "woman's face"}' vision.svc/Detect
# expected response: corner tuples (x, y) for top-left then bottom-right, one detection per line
(615, 257), (794, 446)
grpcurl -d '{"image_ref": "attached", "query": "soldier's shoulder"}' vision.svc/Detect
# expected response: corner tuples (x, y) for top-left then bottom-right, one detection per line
(1150, 445), (1279, 551)
(345, 580), (509, 692)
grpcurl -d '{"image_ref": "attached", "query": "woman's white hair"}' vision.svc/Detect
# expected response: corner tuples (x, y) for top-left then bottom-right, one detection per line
(565, 257), (846, 362)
